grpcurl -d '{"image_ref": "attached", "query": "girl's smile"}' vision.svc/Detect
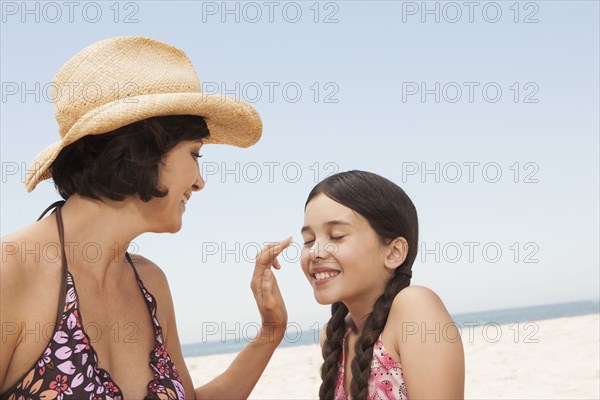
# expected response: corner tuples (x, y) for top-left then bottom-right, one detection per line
(300, 193), (392, 309)
(310, 268), (341, 285)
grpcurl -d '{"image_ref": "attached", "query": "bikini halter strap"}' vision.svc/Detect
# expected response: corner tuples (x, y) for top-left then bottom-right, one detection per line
(37, 200), (68, 330)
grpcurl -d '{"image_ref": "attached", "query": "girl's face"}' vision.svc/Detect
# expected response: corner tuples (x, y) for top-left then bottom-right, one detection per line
(147, 139), (205, 233)
(300, 194), (393, 307)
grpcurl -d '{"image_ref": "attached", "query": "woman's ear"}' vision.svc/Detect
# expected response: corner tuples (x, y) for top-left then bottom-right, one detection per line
(384, 236), (409, 271)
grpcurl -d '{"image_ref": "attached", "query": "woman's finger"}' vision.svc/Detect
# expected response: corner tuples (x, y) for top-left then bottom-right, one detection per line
(272, 257), (282, 270)
(253, 237), (292, 275)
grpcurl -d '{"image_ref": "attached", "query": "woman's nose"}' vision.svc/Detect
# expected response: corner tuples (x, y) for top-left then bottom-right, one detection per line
(192, 170), (205, 191)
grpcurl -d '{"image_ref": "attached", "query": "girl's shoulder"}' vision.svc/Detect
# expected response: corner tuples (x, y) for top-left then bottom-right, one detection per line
(386, 285), (455, 341)
(391, 285), (447, 314)
(384, 286), (465, 398)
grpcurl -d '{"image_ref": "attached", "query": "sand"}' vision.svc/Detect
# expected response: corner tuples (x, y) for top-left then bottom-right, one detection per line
(184, 313), (600, 399)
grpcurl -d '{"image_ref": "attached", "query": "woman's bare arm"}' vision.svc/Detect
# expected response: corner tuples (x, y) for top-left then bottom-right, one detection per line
(157, 239), (292, 399)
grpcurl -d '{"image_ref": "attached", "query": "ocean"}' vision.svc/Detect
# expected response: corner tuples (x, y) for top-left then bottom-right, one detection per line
(181, 298), (599, 358)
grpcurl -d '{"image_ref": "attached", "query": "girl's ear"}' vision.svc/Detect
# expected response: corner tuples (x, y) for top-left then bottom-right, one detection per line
(384, 236), (408, 271)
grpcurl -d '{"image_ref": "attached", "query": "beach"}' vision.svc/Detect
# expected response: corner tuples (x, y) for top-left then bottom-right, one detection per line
(184, 313), (600, 399)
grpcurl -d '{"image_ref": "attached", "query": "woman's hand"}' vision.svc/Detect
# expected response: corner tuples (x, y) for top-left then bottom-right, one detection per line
(250, 237), (292, 341)
(192, 237), (294, 399)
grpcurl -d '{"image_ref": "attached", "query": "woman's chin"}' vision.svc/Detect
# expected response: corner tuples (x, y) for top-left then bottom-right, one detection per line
(169, 221), (183, 233)
(153, 218), (183, 234)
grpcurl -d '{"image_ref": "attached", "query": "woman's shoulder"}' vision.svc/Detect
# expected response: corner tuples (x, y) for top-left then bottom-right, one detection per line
(2, 212), (63, 258)
(126, 253), (172, 297)
(126, 253), (176, 340)
(1, 231), (29, 319)
(1, 224), (65, 377)
(126, 253), (173, 303)
(1, 222), (63, 292)
(128, 253), (168, 279)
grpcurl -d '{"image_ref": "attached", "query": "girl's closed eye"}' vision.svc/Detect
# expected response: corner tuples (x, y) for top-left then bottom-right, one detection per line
(192, 152), (203, 158)
(303, 238), (315, 246)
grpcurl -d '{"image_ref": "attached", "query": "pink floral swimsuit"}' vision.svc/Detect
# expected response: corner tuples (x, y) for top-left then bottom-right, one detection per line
(335, 324), (409, 400)
(0, 201), (185, 400)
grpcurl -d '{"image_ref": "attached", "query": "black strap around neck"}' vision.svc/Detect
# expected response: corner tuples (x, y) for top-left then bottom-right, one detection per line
(36, 200), (66, 222)
(37, 200), (68, 331)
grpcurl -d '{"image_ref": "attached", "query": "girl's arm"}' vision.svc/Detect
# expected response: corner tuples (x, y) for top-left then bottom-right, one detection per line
(389, 285), (465, 400)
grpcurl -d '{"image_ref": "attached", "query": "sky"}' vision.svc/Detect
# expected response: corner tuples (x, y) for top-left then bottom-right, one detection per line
(1, 1), (598, 345)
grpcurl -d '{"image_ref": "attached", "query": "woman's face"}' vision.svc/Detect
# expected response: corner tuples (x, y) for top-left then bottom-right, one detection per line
(147, 139), (205, 233)
(300, 193), (392, 306)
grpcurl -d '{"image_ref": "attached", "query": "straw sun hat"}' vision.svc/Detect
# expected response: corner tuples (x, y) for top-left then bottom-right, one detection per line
(24, 36), (262, 192)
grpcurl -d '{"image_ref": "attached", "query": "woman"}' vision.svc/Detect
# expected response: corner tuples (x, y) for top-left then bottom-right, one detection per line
(0, 36), (290, 400)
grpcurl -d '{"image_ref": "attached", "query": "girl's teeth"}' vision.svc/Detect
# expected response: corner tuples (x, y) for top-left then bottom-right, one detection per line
(314, 271), (339, 280)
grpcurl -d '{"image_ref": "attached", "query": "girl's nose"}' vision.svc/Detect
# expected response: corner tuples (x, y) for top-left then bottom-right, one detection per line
(309, 240), (331, 261)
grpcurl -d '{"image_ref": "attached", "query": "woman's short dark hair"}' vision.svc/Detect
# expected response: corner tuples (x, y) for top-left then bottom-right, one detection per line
(52, 115), (210, 202)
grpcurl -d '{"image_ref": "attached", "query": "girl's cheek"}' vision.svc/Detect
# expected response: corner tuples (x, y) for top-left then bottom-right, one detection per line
(300, 249), (311, 273)
(299, 250), (308, 267)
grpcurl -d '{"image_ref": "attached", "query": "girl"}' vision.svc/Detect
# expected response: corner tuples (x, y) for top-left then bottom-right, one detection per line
(300, 171), (465, 400)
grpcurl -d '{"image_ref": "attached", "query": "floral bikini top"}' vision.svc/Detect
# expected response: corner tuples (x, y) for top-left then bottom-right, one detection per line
(0, 201), (185, 400)
(335, 324), (409, 400)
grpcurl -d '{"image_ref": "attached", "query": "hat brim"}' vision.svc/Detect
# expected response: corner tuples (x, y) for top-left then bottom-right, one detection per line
(25, 92), (262, 192)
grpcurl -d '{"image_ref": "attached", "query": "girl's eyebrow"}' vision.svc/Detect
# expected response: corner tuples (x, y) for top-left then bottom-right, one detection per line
(301, 220), (352, 234)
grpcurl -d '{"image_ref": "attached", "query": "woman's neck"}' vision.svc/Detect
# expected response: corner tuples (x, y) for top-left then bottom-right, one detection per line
(53, 195), (147, 288)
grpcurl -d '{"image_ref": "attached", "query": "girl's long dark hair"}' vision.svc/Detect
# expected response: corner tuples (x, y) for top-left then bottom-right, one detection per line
(306, 171), (418, 400)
